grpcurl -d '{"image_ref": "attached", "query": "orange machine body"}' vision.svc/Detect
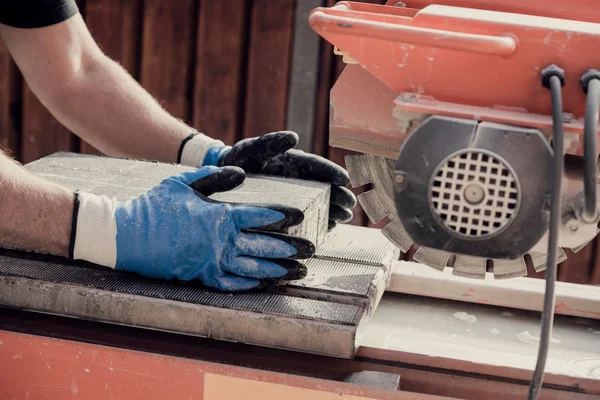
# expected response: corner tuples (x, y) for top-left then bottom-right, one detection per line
(310, 1), (600, 158)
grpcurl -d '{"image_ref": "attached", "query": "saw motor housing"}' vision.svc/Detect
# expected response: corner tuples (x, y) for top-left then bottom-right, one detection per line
(393, 117), (553, 260)
(310, 1), (600, 278)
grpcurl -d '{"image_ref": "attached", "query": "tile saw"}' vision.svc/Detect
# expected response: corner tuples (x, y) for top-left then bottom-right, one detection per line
(2, 1), (600, 399)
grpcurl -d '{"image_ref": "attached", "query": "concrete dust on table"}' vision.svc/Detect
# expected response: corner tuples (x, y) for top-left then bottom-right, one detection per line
(211, 174), (330, 247)
(359, 293), (600, 380)
(314, 223), (399, 266)
(453, 311), (477, 323)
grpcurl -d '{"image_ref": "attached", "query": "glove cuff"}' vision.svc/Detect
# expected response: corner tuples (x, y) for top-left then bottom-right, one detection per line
(70, 191), (118, 268)
(178, 132), (228, 166)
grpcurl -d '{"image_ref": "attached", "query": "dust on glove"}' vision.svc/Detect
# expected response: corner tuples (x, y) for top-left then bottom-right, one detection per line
(70, 165), (314, 292)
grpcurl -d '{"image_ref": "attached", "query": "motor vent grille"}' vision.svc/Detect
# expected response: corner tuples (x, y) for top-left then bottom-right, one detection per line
(430, 150), (519, 238)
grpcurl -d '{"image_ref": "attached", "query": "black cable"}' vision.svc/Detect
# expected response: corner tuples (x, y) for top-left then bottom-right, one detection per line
(527, 74), (563, 400)
(582, 78), (600, 222)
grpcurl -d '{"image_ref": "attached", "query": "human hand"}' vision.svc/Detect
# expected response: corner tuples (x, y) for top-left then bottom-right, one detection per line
(184, 131), (357, 230)
(70, 166), (314, 291)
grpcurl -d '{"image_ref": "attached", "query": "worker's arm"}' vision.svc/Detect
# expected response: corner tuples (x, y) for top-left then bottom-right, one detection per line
(0, 2), (357, 226)
(0, 153), (73, 256)
(0, 12), (191, 163)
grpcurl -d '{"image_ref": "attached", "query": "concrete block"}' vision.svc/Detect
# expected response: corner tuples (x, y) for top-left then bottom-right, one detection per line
(25, 152), (330, 247)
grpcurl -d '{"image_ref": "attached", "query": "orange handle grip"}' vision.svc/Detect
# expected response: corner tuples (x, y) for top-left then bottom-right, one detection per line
(309, 8), (517, 57)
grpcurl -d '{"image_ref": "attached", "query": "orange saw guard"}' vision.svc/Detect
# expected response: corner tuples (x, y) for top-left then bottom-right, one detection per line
(310, 1), (600, 158)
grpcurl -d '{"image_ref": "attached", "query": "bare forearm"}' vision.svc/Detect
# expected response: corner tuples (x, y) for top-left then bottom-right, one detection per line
(44, 55), (192, 163)
(0, 153), (73, 256)
(0, 14), (195, 164)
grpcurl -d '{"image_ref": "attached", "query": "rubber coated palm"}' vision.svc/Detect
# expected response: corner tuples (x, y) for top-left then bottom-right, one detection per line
(114, 166), (314, 291)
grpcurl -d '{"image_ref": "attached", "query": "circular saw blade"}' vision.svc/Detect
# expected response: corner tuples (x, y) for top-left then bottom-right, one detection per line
(345, 153), (567, 278)
(345, 153), (413, 253)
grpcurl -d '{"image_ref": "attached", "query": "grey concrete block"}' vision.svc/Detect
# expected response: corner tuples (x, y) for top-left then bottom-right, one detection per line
(25, 152), (330, 247)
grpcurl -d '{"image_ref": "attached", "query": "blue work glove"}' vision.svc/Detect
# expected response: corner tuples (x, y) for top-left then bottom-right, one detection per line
(69, 165), (314, 292)
(178, 131), (358, 230)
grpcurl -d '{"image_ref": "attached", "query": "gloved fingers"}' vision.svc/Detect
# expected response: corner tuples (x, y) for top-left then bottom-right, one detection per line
(260, 150), (350, 187)
(330, 204), (353, 224)
(219, 131), (298, 172)
(328, 220), (337, 231)
(331, 186), (357, 209)
(230, 204), (304, 231)
(186, 166), (246, 196)
(170, 165), (238, 186)
(224, 256), (307, 280)
(212, 274), (267, 292)
(236, 231), (315, 259)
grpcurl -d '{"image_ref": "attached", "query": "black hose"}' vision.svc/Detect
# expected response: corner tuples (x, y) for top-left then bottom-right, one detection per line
(527, 74), (563, 400)
(582, 78), (600, 222)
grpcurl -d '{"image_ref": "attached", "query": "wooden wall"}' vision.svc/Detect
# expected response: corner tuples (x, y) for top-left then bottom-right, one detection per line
(0, 0), (597, 284)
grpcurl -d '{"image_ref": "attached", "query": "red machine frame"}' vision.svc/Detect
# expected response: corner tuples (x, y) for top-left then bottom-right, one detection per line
(3, 2), (600, 399)
(310, 1), (600, 159)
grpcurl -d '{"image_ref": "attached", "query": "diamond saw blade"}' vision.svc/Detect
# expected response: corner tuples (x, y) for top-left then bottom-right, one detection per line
(345, 153), (566, 279)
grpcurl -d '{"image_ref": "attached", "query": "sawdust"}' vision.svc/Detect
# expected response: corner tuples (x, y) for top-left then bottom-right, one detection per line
(453, 311), (477, 323)
(517, 330), (561, 345)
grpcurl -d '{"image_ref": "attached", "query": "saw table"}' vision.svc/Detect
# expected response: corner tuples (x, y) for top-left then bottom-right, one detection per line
(0, 152), (398, 359)
(1, 154), (600, 399)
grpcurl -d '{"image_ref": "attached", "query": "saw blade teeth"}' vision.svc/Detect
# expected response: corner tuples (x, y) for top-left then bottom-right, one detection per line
(529, 252), (546, 272)
(492, 258), (527, 279)
(345, 154), (373, 188)
(358, 189), (392, 224)
(344, 153), (568, 280)
(572, 240), (592, 254)
(571, 228), (600, 253)
(381, 219), (413, 253)
(412, 246), (450, 271)
(530, 248), (567, 272)
(452, 254), (487, 279)
(557, 247), (567, 264)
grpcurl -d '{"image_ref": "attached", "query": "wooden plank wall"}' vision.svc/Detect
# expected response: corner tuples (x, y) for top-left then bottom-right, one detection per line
(0, 0), (597, 285)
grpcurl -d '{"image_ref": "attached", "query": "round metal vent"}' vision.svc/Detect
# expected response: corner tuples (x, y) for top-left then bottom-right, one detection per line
(429, 150), (520, 238)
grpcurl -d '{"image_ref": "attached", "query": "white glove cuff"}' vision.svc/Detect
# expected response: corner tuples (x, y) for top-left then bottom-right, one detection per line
(70, 191), (118, 268)
(178, 132), (224, 167)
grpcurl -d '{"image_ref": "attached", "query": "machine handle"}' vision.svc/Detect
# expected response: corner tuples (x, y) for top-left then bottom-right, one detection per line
(309, 7), (517, 57)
